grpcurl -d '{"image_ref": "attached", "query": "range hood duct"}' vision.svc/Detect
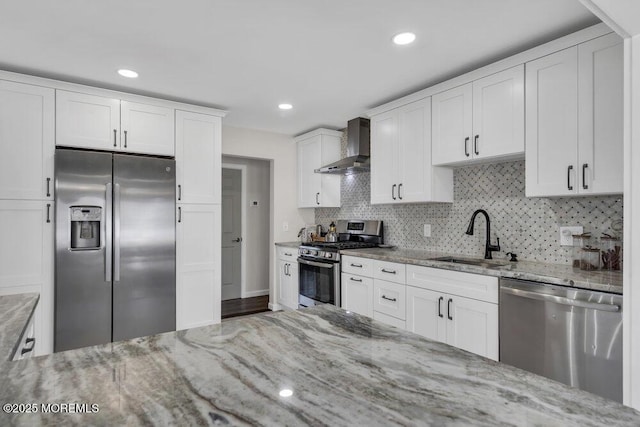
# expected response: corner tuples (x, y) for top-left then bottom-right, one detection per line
(315, 117), (370, 174)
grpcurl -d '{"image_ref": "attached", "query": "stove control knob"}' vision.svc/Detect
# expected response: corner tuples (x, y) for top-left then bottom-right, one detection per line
(325, 253), (333, 259)
(310, 250), (318, 256)
(302, 249), (309, 255)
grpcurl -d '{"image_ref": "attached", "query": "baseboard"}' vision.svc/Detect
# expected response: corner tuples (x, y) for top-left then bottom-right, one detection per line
(268, 302), (282, 311)
(241, 289), (269, 298)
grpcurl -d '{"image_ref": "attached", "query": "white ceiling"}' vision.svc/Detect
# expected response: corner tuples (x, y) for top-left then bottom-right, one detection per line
(0, 1), (599, 136)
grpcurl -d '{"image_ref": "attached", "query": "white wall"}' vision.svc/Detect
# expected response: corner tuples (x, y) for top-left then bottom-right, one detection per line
(222, 126), (313, 309)
(222, 156), (271, 297)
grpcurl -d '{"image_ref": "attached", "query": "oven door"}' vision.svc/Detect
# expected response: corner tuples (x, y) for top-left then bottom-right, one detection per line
(298, 257), (340, 307)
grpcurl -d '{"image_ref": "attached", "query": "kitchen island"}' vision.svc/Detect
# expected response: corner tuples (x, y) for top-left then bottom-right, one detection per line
(1, 305), (638, 426)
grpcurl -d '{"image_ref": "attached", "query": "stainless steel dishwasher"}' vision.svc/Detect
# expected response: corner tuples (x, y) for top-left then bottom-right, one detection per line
(499, 278), (623, 402)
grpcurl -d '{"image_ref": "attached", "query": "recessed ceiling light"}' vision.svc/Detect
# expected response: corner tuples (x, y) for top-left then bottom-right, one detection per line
(278, 103), (293, 110)
(279, 389), (293, 397)
(118, 69), (139, 78)
(393, 32), (416, 45)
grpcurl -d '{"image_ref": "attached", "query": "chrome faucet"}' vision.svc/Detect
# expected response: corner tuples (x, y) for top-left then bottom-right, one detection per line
(465, 209), (500, 259)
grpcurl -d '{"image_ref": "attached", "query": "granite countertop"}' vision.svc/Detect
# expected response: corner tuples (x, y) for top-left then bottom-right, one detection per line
(2, 305), (639, 425)
(275, 241), (301, 249)
(341, 247), (623, 294)
(0, 293), (39, 361)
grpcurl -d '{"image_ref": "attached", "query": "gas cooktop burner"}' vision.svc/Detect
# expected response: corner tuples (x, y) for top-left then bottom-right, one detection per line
(308, 241), (379, 250)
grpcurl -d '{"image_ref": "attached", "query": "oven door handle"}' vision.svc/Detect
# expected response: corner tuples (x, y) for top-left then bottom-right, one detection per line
(297, 258), (336, 269)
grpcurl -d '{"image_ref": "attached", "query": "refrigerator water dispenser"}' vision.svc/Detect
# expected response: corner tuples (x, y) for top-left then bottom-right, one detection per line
(70, 207), (101, 250)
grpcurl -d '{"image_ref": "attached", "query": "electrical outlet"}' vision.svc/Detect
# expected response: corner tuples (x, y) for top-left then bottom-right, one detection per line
(423, 224), (431, 237)
(282, 221), (289, 232)
(559, 226), (583, 246)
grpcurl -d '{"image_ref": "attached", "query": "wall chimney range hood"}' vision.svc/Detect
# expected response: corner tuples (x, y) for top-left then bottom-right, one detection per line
(315, 117), (370, 175)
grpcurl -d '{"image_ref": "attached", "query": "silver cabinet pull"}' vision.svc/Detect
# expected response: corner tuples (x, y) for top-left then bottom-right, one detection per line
(316, 192), (320, 205)
(105, 183), (113, 282)
(567, 165), (574, 190)
(178, 185), (182, 201)
(381, 295), (397, 302)
(123, 130), (128, 148)
(582, 163), (588, 190)
(113, 129), (117, 147)
(392, 184), (397, 200)
(350, 263), (362, 268)
(350, 277), (363, 282)
(114, 183), (121, 282)
(381, 268), (396, 274)
(46, 177), (51, 197)
(46, 203), (51, 223)
(398, 183), (403, 200)
(178, 206), (182, 223)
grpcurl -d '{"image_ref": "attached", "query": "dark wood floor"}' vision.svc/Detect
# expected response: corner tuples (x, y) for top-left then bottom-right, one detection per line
(221, 295), (270, 319)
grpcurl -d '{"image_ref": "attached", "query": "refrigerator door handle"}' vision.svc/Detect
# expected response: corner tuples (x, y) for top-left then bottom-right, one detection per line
(105, 183), (113, 282)
(114, 183), (121, 282)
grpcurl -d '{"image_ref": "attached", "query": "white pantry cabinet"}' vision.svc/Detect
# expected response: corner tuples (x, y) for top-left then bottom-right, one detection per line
(526, 33), (623, 197)
(175, 110), (222, 205)
(276, 246), (299, 310)
(296, 129), (341, 208)
(405, 265), (498, 361)
(0, 80), (54, 201)
(56, 91), (175, 156)
(176, 204), (221, 330)
(432, 65), (524, 166)
(370, 98), (452, 204)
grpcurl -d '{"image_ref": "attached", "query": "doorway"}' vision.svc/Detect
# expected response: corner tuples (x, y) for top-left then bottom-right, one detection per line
(221, 157), (271, 318)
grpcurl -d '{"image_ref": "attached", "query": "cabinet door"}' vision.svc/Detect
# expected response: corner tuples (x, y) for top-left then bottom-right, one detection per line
(56, 90), (120, 151)
(446, 296), (498, 361)
(578, 33), (623, 195)
(472, 65), (524, 160)
(341, 273), (373, 317)
(287, 262), (299, 309)
(0, 201), (54, 354)
(406, 286), (446, 343)
(525, 47), (578, 197)
(319, 135), (341, 207)
(121, 101), (174, 156)
(397, 98), (430, 202)
(370, 110), (398, 204)
(175, 111), (222, 204)
(432, 83), (472, 165)
(0, 81), (54, 200)
(277, 259), (290, 308)
(176, 204), (220, 330)
(297, 136), (322, 207)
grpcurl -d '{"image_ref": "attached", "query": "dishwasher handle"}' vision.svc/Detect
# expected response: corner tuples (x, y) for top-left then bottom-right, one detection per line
(501, 286), (620, 312)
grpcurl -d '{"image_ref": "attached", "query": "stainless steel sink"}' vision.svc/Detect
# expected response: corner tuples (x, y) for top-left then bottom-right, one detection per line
(429, 256), (510, 269)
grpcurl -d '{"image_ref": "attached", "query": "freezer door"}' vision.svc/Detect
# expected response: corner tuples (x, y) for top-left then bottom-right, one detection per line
(55, 149), (113, 352)
(113, 154), (176, 341)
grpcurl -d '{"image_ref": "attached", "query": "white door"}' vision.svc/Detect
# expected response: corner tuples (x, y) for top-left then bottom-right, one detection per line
(176, 204), (221, 330)
(56, 90), (121, 151)
(432, 83), (473, 165)
(341, 273), (373, 317)
(472, 65), (525, 160)
(297, 136), (322, 207)
(221, 168), (242, 301)
(175, 111), (222, 204)
(525, 47), (579, 197)
(577, 33), (623, 195)
(406, 286), (446, 343)
(370, 110), (398, 204)
(397, 98), (430, 203)
(0, 81), (54, 200)
(445, 296), (498, 361)
(121, 101), (174, 156)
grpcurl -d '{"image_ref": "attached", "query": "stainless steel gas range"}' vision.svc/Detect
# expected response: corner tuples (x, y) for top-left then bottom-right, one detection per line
(298, 220), (383, 308)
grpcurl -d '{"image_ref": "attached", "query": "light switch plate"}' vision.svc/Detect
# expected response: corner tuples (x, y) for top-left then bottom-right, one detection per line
(559, 226), (583, 246)
(423, 224), (431, 237)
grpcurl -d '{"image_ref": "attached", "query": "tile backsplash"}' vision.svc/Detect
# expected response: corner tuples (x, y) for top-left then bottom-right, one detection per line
(315, 142), (622, 265)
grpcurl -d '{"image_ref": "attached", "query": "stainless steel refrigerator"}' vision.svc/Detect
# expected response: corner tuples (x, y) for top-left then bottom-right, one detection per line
(55, 148), (176, 352)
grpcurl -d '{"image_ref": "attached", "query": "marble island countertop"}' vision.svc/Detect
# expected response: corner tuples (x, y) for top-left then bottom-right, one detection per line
(2, 305), (639, 426)
(340, 247), (623, 294)
(0, 293), (39, 361)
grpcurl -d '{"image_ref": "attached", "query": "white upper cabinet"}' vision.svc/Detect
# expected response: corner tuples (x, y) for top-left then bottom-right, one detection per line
(370, 98), (453, 204)
(175, 110), (222, 204)
(432, 65), (524, 166)
(296, 129), (341, 208)
(0, 80), (54, 200)
(526, 33), (622, 197)
(56, 91), (175, 156)
(120, 101), (174, 156)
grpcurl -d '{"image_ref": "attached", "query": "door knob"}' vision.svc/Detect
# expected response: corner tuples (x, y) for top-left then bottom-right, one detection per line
(233, 237), (242, 242)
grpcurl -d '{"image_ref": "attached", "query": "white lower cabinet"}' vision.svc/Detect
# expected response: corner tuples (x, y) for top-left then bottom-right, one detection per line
(341, 273), (373, 317)
(176, 204), (221, 330)
(276, 246), (299, 310)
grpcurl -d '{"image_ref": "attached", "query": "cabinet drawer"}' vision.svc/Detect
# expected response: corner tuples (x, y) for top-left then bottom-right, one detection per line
(373, 260), (406, 284)
(277, 246), (298, 262)
(406, 265), (498, 304)
(374, 311), (406, 329)
(12, 315), (35, 361)
(342, 256), (373, 277)
(373, 279), (406, 320)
